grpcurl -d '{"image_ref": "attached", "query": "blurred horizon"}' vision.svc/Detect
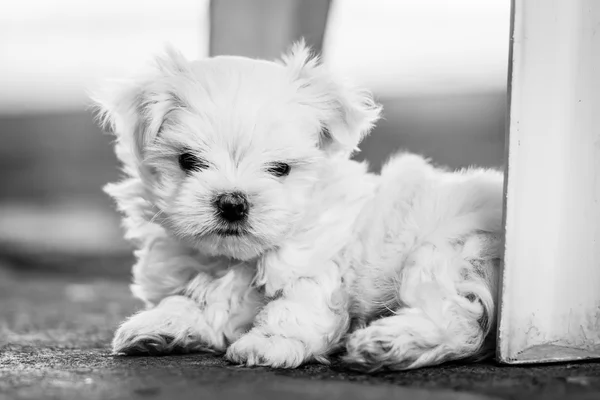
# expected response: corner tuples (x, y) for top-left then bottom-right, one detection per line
(0, 0), (210, 115)
(0, 0), (509, 116)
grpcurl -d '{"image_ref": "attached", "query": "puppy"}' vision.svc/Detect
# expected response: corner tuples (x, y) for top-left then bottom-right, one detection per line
(94, 43), (504, 371)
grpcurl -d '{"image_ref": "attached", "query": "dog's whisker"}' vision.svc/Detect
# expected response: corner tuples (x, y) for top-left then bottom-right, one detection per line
(149, 209), (165, 224)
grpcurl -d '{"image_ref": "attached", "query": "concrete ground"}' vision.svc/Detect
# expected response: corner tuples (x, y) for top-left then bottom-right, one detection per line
(1, 257), (600, 400)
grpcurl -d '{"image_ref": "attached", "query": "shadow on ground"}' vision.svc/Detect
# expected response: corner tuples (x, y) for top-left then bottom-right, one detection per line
(1, 263), (600, 400)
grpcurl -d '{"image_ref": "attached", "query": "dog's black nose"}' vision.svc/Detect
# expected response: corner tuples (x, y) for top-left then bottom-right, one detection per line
(216, 192), (249, 222)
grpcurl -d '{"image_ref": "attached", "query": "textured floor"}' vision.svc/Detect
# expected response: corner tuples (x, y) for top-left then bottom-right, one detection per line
(1, 261), (600, 400)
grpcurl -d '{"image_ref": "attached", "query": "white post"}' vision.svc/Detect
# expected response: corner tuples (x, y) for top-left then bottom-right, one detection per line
(498, 0), (600, 363)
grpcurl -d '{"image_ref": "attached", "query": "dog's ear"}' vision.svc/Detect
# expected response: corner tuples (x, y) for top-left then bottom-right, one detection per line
(92, 46), (192, 170)
(281, 41), (382, 155)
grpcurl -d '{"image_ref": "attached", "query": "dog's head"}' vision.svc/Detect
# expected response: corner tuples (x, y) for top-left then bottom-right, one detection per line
(95, 43), (381, 260)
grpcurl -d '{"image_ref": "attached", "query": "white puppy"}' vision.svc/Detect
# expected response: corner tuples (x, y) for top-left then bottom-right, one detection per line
(95, 43), (504, 371)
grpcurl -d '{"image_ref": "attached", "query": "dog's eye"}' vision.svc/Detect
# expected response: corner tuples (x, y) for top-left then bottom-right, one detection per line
(178, 152), (208, 172)
(267, 162), (291, 177)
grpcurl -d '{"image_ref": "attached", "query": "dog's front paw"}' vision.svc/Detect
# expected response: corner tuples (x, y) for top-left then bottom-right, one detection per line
(112, 296), (221, 356)
(112, 323), (186, 356)
(225, 331), (307, 368)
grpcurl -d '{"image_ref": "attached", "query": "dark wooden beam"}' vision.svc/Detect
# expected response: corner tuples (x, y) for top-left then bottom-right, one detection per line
(209, 0), (331, 58)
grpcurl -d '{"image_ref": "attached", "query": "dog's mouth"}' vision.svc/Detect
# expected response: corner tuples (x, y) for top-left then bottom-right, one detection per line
(214, 226), (248, 237)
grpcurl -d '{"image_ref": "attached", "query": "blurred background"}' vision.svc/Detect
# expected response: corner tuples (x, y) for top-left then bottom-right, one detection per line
(0, 0), (510, 276)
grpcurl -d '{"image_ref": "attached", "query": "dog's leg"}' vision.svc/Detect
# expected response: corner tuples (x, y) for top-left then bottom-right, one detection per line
(112, 264), (262, 355)
(226, 261), (350, 368)
(344, 234), (500, 371)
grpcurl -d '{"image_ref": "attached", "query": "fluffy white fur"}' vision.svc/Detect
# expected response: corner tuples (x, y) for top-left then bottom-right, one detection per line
(94, 43), (504, 371)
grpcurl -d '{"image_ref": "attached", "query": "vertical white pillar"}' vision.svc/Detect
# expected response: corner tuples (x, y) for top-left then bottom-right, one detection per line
(498, 0), (600, 363)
